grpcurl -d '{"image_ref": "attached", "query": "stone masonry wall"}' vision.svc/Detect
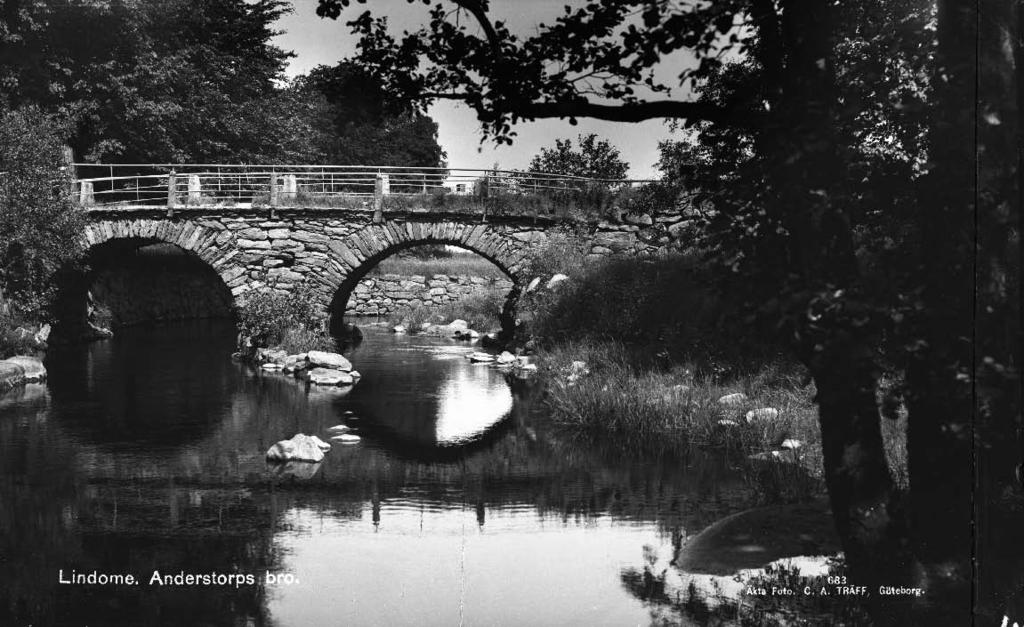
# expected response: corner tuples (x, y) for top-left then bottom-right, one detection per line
(82, 201), (697, 315)
(344, 274), (513, 317)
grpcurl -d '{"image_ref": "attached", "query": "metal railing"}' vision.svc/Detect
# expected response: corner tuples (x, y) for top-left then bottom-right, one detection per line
(72, 164), (653, 214)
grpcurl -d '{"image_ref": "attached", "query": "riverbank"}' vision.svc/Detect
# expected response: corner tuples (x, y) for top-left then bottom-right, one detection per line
(515, 248), (909, 501)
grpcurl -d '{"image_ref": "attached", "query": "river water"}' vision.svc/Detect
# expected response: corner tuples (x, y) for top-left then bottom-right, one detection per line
(0, 320), (778, 626)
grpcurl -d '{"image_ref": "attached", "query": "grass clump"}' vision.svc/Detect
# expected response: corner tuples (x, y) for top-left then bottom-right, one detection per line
(369, 254), (507, 279)
(387, 287), (507, 333)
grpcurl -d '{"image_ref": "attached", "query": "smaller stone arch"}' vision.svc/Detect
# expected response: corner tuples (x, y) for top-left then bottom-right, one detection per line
(321, 220), (531, 336)
(83, 218), (248, 306)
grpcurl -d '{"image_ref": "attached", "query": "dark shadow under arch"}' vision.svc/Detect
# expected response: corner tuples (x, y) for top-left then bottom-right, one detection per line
(53, 238), (235, 341)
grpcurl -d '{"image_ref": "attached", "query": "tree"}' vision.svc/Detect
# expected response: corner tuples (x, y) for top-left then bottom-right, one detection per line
(0, 0), (293, 162)
(299, 62), (447, 168)
(313, 0), (1013, 622)
(528, 133), (629, 179)
(0, 107), (85, 318)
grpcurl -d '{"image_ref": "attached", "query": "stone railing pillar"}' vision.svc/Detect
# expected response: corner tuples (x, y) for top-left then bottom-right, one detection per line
(282, 174), (297, 204)
(373, 173), (388, 224)
(187, 174), (202, 204)
(269, 173), (279, 207)
(78, 181), (94, 206)
(166, 171), (177, 217)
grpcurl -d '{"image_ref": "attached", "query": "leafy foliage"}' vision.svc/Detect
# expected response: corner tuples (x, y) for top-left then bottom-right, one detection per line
(237, 283), (328, 349)
(1, 0), (294, 162)
(0, 107), (85, 319)
(528, 133), (628, 180)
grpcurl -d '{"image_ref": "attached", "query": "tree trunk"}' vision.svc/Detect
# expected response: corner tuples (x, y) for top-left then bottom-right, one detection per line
(770, 1), (917, 621)
(971, 0), (1024, 621)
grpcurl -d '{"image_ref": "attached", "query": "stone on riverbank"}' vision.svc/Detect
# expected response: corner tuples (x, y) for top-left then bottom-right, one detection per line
(718, 392), (747, 407)
(257, 348), (288, 364)
(2, 356), (46, 382)
(745, 407), (779, 422)
(266, 434), (325, 463)
(0, 361), (26, 393)
(308, 367), (354, 386)
(546, 273), (569, 289)
(307, 350), (352, 371)
(495, 351), (516, 365)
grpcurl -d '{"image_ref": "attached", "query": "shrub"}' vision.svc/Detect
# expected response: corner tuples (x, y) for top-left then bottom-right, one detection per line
(237, 283), (329, 349)
(0, 309), (39, 358)
(0, 107), (86, 320)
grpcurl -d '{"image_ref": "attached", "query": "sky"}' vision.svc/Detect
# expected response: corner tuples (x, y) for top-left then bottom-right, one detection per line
(270, 0), (688, 179)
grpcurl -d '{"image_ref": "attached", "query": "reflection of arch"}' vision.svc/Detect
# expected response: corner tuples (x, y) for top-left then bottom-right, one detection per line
(83, 219), (246, 303)
(325, 222), (528, 335)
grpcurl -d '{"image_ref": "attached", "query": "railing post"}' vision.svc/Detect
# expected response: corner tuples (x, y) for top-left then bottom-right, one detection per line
(188, 174), (202, 204)
(166, 171), (177, 217)
(79, 181), (94, 206)
(373, 173), (386, 224)
(269, 173), (279, 207)
(283, 174), (297, 204)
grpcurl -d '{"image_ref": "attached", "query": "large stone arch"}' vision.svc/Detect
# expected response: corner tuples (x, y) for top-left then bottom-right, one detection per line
(83, 218), (248, 305)
(320, 220), (531, 335)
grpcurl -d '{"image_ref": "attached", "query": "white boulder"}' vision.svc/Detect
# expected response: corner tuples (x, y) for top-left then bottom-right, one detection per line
(307, 350), (352, 371)
(495, 351), (516, 365)
(745, 407), (780, 423)
(309, 435), (332, 451)
(780, 438), (803, 450)
(331, 433), (361, 443)
(718, 392), (748, 407)
(308, 367), (354, 386)
(468, 352), (495, 363)
(266, 434), (325, 463)
(546, 273), (569, 289)
(2, 356), (46, 382)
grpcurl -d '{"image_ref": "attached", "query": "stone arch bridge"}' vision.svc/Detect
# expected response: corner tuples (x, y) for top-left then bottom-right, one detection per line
(74, 164), (692, 329)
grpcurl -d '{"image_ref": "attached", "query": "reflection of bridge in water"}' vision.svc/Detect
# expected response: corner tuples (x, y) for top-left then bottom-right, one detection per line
(69, 163), (688, 331)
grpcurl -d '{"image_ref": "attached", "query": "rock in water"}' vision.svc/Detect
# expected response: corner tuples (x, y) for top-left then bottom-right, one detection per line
(260, 363), (283, 371)
(2, 356), (46, 382)
(718, 392), (748, 407)
(331, 433), (361, 443)
(306, 350), (352, 371)
(745, 407), (779, 422)
(309, 435), (332, 451)
(392, 325), (407, 334)
(468, 352), (495, 363)
(495, 351), (516, 365)
(308, 367), (354, 386)
(449, 319), (469, 330)
(266, 434), (325, 463)
(327, 424), (351, 433)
